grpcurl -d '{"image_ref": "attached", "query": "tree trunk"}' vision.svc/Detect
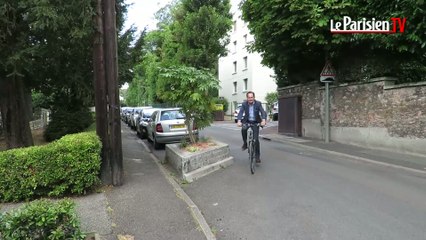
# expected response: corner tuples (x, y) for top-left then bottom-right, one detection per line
(186, 118), (196, 144)
(0, 77), (34, 149)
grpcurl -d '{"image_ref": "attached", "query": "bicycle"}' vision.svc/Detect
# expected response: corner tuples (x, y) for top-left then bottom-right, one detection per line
(245, 123), (261, 174)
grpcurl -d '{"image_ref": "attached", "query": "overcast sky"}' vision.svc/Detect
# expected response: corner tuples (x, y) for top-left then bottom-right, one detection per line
(124, 0), (173, 32)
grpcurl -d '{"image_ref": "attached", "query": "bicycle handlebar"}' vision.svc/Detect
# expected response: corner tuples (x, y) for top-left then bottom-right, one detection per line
(242, 123), (263, 128)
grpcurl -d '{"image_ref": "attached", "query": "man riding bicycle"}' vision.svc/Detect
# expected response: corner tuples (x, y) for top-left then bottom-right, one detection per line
(237, 91), (267, 163)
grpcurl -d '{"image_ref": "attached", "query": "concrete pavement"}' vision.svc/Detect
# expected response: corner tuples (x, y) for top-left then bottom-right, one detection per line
(77, 121), (426, 239)
(259, 125), (426, 175)
(2, 120), (425, 239)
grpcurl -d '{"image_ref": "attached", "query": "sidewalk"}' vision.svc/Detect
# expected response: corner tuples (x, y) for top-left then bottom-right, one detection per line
(260, 125), (426, 174)
(76, 125), (207, 240)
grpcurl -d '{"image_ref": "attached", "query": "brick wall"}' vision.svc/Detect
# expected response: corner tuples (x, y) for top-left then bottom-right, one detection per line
(278, 78), (426, 154)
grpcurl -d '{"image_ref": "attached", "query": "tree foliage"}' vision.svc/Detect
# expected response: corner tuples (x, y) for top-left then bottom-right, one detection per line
(167, 0), (233, 69)
(125, 0), (233, 116)
(159, 66), (220, 143)
(0, 0), (135, 148)
(241, 0), (426, 87)
(0, 0), (95, 148)
(265, 92), (278, 116)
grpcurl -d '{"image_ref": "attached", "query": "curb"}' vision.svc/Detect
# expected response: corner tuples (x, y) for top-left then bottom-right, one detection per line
(260, 135), (426, 175)
(85, 233), (100, 240)
(140, 141), (216, 240)
(183, 156), (234, 183)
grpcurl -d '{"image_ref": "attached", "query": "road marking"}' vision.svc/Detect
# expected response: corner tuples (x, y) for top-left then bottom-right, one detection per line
(131, 158), (143, 163)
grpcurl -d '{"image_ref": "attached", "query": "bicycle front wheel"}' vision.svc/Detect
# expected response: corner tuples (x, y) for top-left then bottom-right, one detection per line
(249, 140), (255, 174)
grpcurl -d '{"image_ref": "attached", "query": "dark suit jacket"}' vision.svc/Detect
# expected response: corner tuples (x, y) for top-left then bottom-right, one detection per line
(237, 100), (267, 123)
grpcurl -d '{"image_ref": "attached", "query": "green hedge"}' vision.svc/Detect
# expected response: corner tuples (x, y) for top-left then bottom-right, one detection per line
(0, 132), (101, 202)
(0, 199), (85, 239)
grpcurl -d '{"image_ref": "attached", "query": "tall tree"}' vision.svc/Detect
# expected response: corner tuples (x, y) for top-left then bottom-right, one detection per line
(0, 0), (134, 150)
(0, 0), (94, 149)
(118, 27), (147, 87)
(126, 0), (233, 106)
(158, 66), (220, 143)
(241, 0), (426, 87)
(167, 0), (233, 70)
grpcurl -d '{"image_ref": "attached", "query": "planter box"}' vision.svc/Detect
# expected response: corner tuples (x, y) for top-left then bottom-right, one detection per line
(165, 140), (233, 182)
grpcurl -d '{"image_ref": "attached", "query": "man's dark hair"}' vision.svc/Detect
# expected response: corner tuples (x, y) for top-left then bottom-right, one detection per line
(246, 91), (255, 97)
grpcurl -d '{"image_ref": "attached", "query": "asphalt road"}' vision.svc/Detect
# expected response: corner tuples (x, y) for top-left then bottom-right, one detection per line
(147, 122), (426, 240)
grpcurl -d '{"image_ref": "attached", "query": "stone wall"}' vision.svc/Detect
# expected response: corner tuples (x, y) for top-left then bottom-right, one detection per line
(165, 140), (234, 182)
(278, 78), (426, 155)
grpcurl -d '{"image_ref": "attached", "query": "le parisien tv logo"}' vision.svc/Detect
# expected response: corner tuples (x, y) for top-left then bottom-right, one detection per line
(330, 16), (406, 34)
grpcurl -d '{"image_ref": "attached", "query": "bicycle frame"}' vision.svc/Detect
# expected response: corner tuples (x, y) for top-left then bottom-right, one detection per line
(245, 123), (260, 174)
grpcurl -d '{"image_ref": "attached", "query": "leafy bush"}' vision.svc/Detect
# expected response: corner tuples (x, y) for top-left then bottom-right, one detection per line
(45, 107), (94, 142)
(265, 92), (278, 116)
(179, 138), (189, 149)
(0, 132), (101, 202)
(215, 97), (229, 113)
(199, 136), (211, 143)
(0, 199), (85, 240)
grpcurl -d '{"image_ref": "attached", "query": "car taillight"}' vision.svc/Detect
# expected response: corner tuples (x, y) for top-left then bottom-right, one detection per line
(156, 123), (163, 132)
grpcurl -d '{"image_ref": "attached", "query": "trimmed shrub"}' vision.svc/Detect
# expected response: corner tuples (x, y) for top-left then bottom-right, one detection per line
(0, 132), (101, 202)
(0, 199), (85, 239)
(45, 107), (94, 142)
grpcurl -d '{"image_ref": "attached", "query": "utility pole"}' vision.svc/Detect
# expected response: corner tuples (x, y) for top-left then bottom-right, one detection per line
(93, 0), (111, 184)
(103, 0), (123, 186)
(93, 0), (123, 186)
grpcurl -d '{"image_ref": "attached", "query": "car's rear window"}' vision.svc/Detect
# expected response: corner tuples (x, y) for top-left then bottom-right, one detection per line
(160, 110), (185, 120)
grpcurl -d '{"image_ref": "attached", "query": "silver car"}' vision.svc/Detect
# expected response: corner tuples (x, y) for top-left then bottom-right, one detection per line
(137, 108), (159, 139)
(146, 108), (198, 149)
(130, 106), (152, 130)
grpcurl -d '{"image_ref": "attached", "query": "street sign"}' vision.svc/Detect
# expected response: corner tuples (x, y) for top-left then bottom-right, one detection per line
(320, 61), (336, 83)
(214, 104), (224, 111)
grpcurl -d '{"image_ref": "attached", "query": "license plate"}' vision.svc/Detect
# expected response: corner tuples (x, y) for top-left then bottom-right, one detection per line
(171, 124), (185, 129)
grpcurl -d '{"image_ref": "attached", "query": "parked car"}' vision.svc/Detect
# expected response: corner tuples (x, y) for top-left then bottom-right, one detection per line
(124, 107), (135, 125)
(272, 101), (279, 121)
(120, 107), (130, 121)
(136, 108), (159, 139)
(130, 106), (152, 130)
(233, 103), (242, 123)
(146, 108), (198, 149)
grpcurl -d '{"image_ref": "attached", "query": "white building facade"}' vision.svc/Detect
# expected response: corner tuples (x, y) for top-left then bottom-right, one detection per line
(218, 0), (277, 115)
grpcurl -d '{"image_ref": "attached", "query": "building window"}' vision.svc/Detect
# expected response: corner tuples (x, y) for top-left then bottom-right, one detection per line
(243, 56), (248, 69)
(233, 81), (237, 93)
(233, 61), (237, 74)
(233, 20), (237, 32)
(233, 41), (237, 53)
(243, 34), (248, 43)
(243, 78), (248, 91)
